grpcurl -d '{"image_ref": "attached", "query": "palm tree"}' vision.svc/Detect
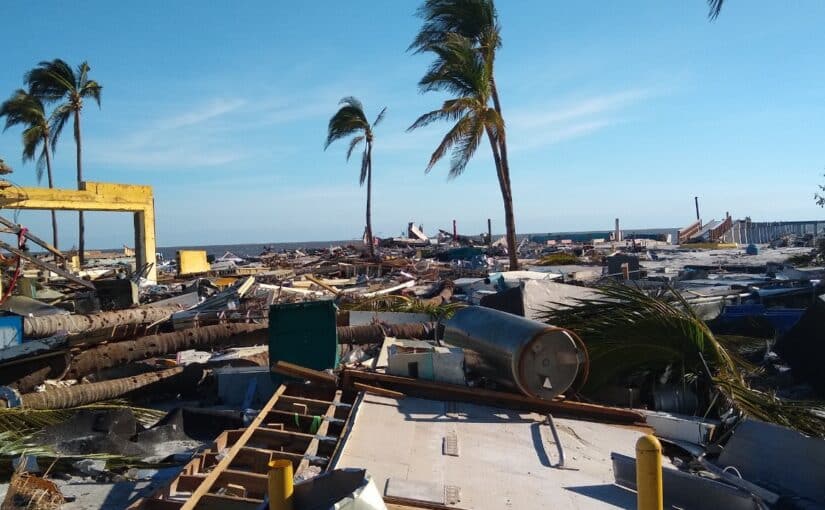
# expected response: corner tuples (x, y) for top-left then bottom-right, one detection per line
(26, 59), (101, 264)
(708, 0), (724, 19)
(0, 90), (59, 248)
(410, 0), (519, 269)
(325, 97), (386, 259)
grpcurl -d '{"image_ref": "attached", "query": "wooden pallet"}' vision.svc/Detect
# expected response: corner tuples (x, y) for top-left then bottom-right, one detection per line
(129, 382), (354, 510)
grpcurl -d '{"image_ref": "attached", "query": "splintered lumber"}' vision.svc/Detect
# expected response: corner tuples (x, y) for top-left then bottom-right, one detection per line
(336, 322), (437, 344)
(8, 366), (188, 409)
(65, 323), (267, 380)
(23, 306), (180, 339)
(343, 369), (645, 424)
(0, 239), (94, 289)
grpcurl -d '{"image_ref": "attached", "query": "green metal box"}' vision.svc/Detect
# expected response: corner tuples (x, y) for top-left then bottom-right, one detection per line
(268, 300), (339, 383)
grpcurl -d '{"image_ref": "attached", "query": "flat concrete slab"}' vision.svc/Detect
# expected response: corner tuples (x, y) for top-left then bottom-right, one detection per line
(333, 394), (647, 509)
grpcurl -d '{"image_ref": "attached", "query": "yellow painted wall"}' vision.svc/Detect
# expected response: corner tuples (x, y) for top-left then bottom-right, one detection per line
(177, 250), (210, 275)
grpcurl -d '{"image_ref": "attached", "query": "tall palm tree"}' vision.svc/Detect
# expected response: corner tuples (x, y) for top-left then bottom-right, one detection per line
(26, 59), (101, 264)
(0, 90), (59, 248)
(325, 97), (386, 259)
(410, 0), (519, 269)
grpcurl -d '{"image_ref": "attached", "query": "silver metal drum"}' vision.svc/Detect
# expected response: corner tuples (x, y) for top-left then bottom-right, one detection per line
(442, 306), (582, 400)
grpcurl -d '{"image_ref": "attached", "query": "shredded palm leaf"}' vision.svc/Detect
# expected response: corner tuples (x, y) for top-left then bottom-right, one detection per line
(537, 283), (825, 437)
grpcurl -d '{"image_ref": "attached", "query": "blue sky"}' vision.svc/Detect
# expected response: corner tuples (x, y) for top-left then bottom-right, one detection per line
(1, 1), (824, 249)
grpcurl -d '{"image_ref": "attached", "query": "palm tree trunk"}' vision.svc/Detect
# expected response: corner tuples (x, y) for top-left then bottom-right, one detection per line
(365, 142), (375, 258)
(74, 109), (85, 266)
(42, 135), (58, 250)
(490, 79), (519, 270)
(484, 125), (519, 270)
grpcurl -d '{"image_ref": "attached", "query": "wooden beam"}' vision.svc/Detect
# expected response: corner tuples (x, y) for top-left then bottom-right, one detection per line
(179, 385), (287, 510)
(354, 382), (405, 399)
(0, 215), (64, 259)
(343, 369), (645, 424)
(0, 239), (94, 288)
(271, 360), (337, 385)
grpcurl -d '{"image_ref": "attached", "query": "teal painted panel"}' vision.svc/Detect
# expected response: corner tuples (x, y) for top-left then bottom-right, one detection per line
(268, 300), (339, 384)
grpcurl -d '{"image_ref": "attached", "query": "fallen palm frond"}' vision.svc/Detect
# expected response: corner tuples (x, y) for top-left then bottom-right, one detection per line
(534, 252), (581, 266)
(0, 401), (166, 436)
(341, 294), (464, 319)
(537, 283), (825, 438)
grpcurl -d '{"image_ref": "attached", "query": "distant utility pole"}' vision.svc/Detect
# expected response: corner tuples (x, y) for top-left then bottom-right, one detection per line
(694, 196), (701, 227)
(487, 218), (492, 247)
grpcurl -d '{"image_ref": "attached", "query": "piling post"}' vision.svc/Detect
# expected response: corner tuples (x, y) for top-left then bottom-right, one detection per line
(268, 459), (294, 510)
(636, 434), (663, 510)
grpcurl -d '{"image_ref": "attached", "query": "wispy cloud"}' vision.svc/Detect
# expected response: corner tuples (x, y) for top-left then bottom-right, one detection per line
(86, 92), (328, 169)
(159, 98), (246, 129)
(508, 89), (651, 151)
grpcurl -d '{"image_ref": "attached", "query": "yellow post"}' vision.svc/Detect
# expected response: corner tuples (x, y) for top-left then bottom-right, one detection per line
(268, 459), (294, 510)
(636, 434), (663, 510)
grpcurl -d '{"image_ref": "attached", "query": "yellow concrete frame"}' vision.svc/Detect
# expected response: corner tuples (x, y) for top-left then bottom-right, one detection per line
(0, 181), (157, 282)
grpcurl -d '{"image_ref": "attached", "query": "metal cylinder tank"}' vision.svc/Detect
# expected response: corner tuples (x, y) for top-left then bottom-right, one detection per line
(442, 306), (582, 400)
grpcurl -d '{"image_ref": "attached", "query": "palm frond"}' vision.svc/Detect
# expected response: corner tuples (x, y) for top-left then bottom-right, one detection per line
(372, 106), (387, 128)
(410, 0), (500, 54)
(536, 283), (825, 437)
(48, 102), (74, 150)
(359, 148), (369, 185)
(341, 294), (465, 320)
(448, 113), (484, 178)
(325, 99), (369, 150)
(707, 0), (724, 20)
(408, 98), (475, 131)
(346, 135), (365, 161)
(26, 59), (76, 102)
(425, 113), (474, 173)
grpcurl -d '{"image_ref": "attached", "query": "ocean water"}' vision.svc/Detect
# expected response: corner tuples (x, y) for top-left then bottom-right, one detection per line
(156, 228), (678, 260)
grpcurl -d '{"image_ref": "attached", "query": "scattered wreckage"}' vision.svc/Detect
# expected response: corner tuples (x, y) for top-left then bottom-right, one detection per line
(0, 222), (822, 508)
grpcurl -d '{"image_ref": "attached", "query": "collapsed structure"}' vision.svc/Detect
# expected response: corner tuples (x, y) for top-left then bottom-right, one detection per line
(0, 182), (822, 509)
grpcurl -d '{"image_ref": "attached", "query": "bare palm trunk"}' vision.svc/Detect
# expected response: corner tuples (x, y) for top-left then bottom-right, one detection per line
(485, 125), (518, 270)
(490, 79), (519, 270)
(74, 110), (84, 265)
(42, 135), (58, 250)
(365, 142), (375, 258)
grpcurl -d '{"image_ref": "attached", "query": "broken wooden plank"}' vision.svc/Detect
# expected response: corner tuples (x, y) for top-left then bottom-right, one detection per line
(0, 239), (93, 288)
(354, 382), (406, 399)
(271, 360), (337, 385)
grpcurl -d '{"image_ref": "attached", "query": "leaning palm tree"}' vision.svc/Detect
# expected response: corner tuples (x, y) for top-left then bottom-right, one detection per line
(410, 0), (519, 269)
(324, 97), (386, 259)
(26, 59), (101, 264)
(0, 89), (59, 248)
